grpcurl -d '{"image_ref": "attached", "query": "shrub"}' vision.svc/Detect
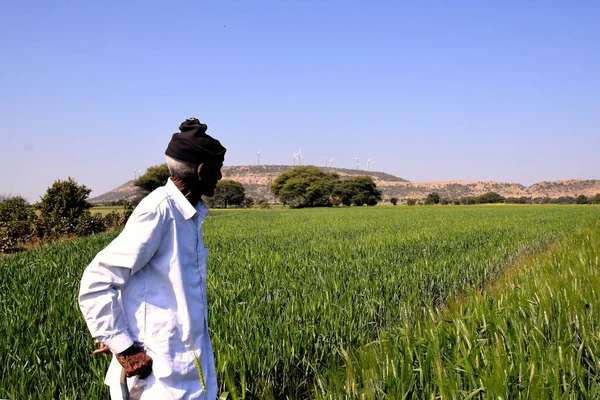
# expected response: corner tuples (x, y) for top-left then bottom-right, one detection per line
(0, 196), (37, 253)
(575, 195), (589, 205)
(0, 221), (35, 253)
(36, 178), (91, 238)
(134, 164), (169, 192)
(75, 213), (107, 237)
(475, 192), (505, 204)
(424, 192), (440, 205)
(390, 197), (398, 206)
(406, 199), (416, 206)
(0, 196), (36, 224)
(103, 211), (124, 229)
(243, 197), (255, 208)
(259, 201), (270, 209)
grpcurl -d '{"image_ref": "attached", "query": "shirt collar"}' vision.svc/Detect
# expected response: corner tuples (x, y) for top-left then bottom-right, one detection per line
(165, 178), (198, 220)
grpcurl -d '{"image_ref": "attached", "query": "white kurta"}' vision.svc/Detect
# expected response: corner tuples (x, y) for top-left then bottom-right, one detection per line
(79, 179), (217, 399)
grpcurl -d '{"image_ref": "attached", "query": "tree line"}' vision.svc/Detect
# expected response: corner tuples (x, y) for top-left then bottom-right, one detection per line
(4, 166), (596, 252)
(394, 192), (600, 206)
(0, 179), (133, 253)
(134, 164), (383, 209)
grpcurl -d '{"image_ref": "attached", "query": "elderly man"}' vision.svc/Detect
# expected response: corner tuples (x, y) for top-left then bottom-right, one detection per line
(79, 118), (226, 399)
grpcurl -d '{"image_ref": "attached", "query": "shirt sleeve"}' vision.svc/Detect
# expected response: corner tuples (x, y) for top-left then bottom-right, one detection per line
(78, 205), (164, 354)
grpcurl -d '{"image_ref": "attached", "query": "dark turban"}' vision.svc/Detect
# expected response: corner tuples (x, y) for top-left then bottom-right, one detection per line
(165, 118), (226, 164)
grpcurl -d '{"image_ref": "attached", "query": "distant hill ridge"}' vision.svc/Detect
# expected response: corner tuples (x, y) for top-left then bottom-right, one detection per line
(89, 165), (600, 204)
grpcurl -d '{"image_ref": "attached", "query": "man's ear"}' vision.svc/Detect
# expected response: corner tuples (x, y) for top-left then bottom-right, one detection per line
(197, 163), (204, 177)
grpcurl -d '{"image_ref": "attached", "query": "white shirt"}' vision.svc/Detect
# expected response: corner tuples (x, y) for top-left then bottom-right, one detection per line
(79, 179), (217, 400)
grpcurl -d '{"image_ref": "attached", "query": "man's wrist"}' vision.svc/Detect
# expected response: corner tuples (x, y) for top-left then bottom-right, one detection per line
(118, 345), (140, 357)
(102, 333), (134, 354)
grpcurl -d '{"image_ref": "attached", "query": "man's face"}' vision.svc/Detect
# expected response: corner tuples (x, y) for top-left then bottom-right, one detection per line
(196, 161), (223, 197)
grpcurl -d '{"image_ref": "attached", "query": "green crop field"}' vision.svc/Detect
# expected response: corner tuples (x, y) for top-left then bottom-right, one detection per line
(89, 205), (124, 216)
(1, 205), (599, 399)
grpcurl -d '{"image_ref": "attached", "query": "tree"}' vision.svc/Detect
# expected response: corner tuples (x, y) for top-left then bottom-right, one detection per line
(592, 193), (600, 204)
(475, 192), (505, 204)
(336, 176), (382, 206)
(0, 196), (37, 253)
(390, 197), (398, 206)
(424, 192), (440, 205)
(271, 166), (339, 208)
(36, 177), (92, 236)
(209, 180), (246, 208)
(0, 196), (35, 224)
(243, 196), (255, 208)
(575, 194), (589, 204)
(134, 164), (170, 192)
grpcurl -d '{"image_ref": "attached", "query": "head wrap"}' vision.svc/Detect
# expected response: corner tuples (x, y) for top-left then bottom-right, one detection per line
(165, 118), (226, 164)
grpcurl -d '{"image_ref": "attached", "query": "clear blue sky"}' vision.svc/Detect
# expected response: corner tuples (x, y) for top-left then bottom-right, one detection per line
(1, 1), (598, 202)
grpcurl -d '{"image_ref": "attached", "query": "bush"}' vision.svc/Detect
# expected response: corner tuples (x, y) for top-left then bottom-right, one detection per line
(424, 192), (440, 205)
(103, 211), (125, 229)
(259, 201), (270, 209)
(406, 199), (416, 206)
(0, 221), (35, 253)
(575, 195), (589, 205)
(475, 192), (505, 204)
(390, 197), (398, 206)
(0, 196), (36, 224)
(75, 213), (107, 237)
(243, 197), (255, 208)
(134, 164), (170, 192)
(0, 196), (37, 253)
(36, 178), (91, 238)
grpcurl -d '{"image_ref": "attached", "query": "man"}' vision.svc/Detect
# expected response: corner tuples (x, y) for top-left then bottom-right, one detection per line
(79, 118), (226, 399)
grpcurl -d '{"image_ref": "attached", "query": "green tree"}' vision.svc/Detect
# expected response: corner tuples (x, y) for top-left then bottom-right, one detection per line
(36, 177), (92, 236)
(243, 196), (255, 208)
(592, 193), (600, 204)
(475, 192), (505, 204)
(134, 164), (170, 192)
(390, 197), (398, 206)
(0, 196), (37, 253)
(0, 196), (35, 224)
(336, 176), (382, 206)
(271, 166), (339, 208)
(575, 194), (589, 204)
(424, 192), (440, 205)
(209, 180), (246, 208)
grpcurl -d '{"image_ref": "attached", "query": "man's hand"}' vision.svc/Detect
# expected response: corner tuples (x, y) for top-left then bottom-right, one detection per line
(116, 346), (153, 379)
(92, 339), (111, 355)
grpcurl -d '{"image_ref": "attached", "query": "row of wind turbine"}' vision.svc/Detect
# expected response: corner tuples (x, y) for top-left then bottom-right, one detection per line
(253, 149), (371, 170)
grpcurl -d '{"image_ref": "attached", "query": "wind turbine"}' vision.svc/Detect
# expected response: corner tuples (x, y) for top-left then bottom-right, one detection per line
(295, 148), (303, 165)
(367, 158), (372, 171)
(324, 156), (328, 167)
(328, 158), (335, 167)
(256, 150), (261, 165)
(134, 169), (138, 180)
(355, 157), (360, 170)
(292, 153), (297, 166)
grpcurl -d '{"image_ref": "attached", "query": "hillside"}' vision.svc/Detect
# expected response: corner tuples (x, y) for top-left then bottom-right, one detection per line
(89, 165), (600, 204)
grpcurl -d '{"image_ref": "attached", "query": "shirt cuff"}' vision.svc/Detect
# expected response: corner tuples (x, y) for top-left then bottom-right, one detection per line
(103, 333), (134, 354)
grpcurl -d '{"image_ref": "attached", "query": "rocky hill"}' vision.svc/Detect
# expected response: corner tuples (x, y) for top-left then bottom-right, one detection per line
(89, 165), (600, 204)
